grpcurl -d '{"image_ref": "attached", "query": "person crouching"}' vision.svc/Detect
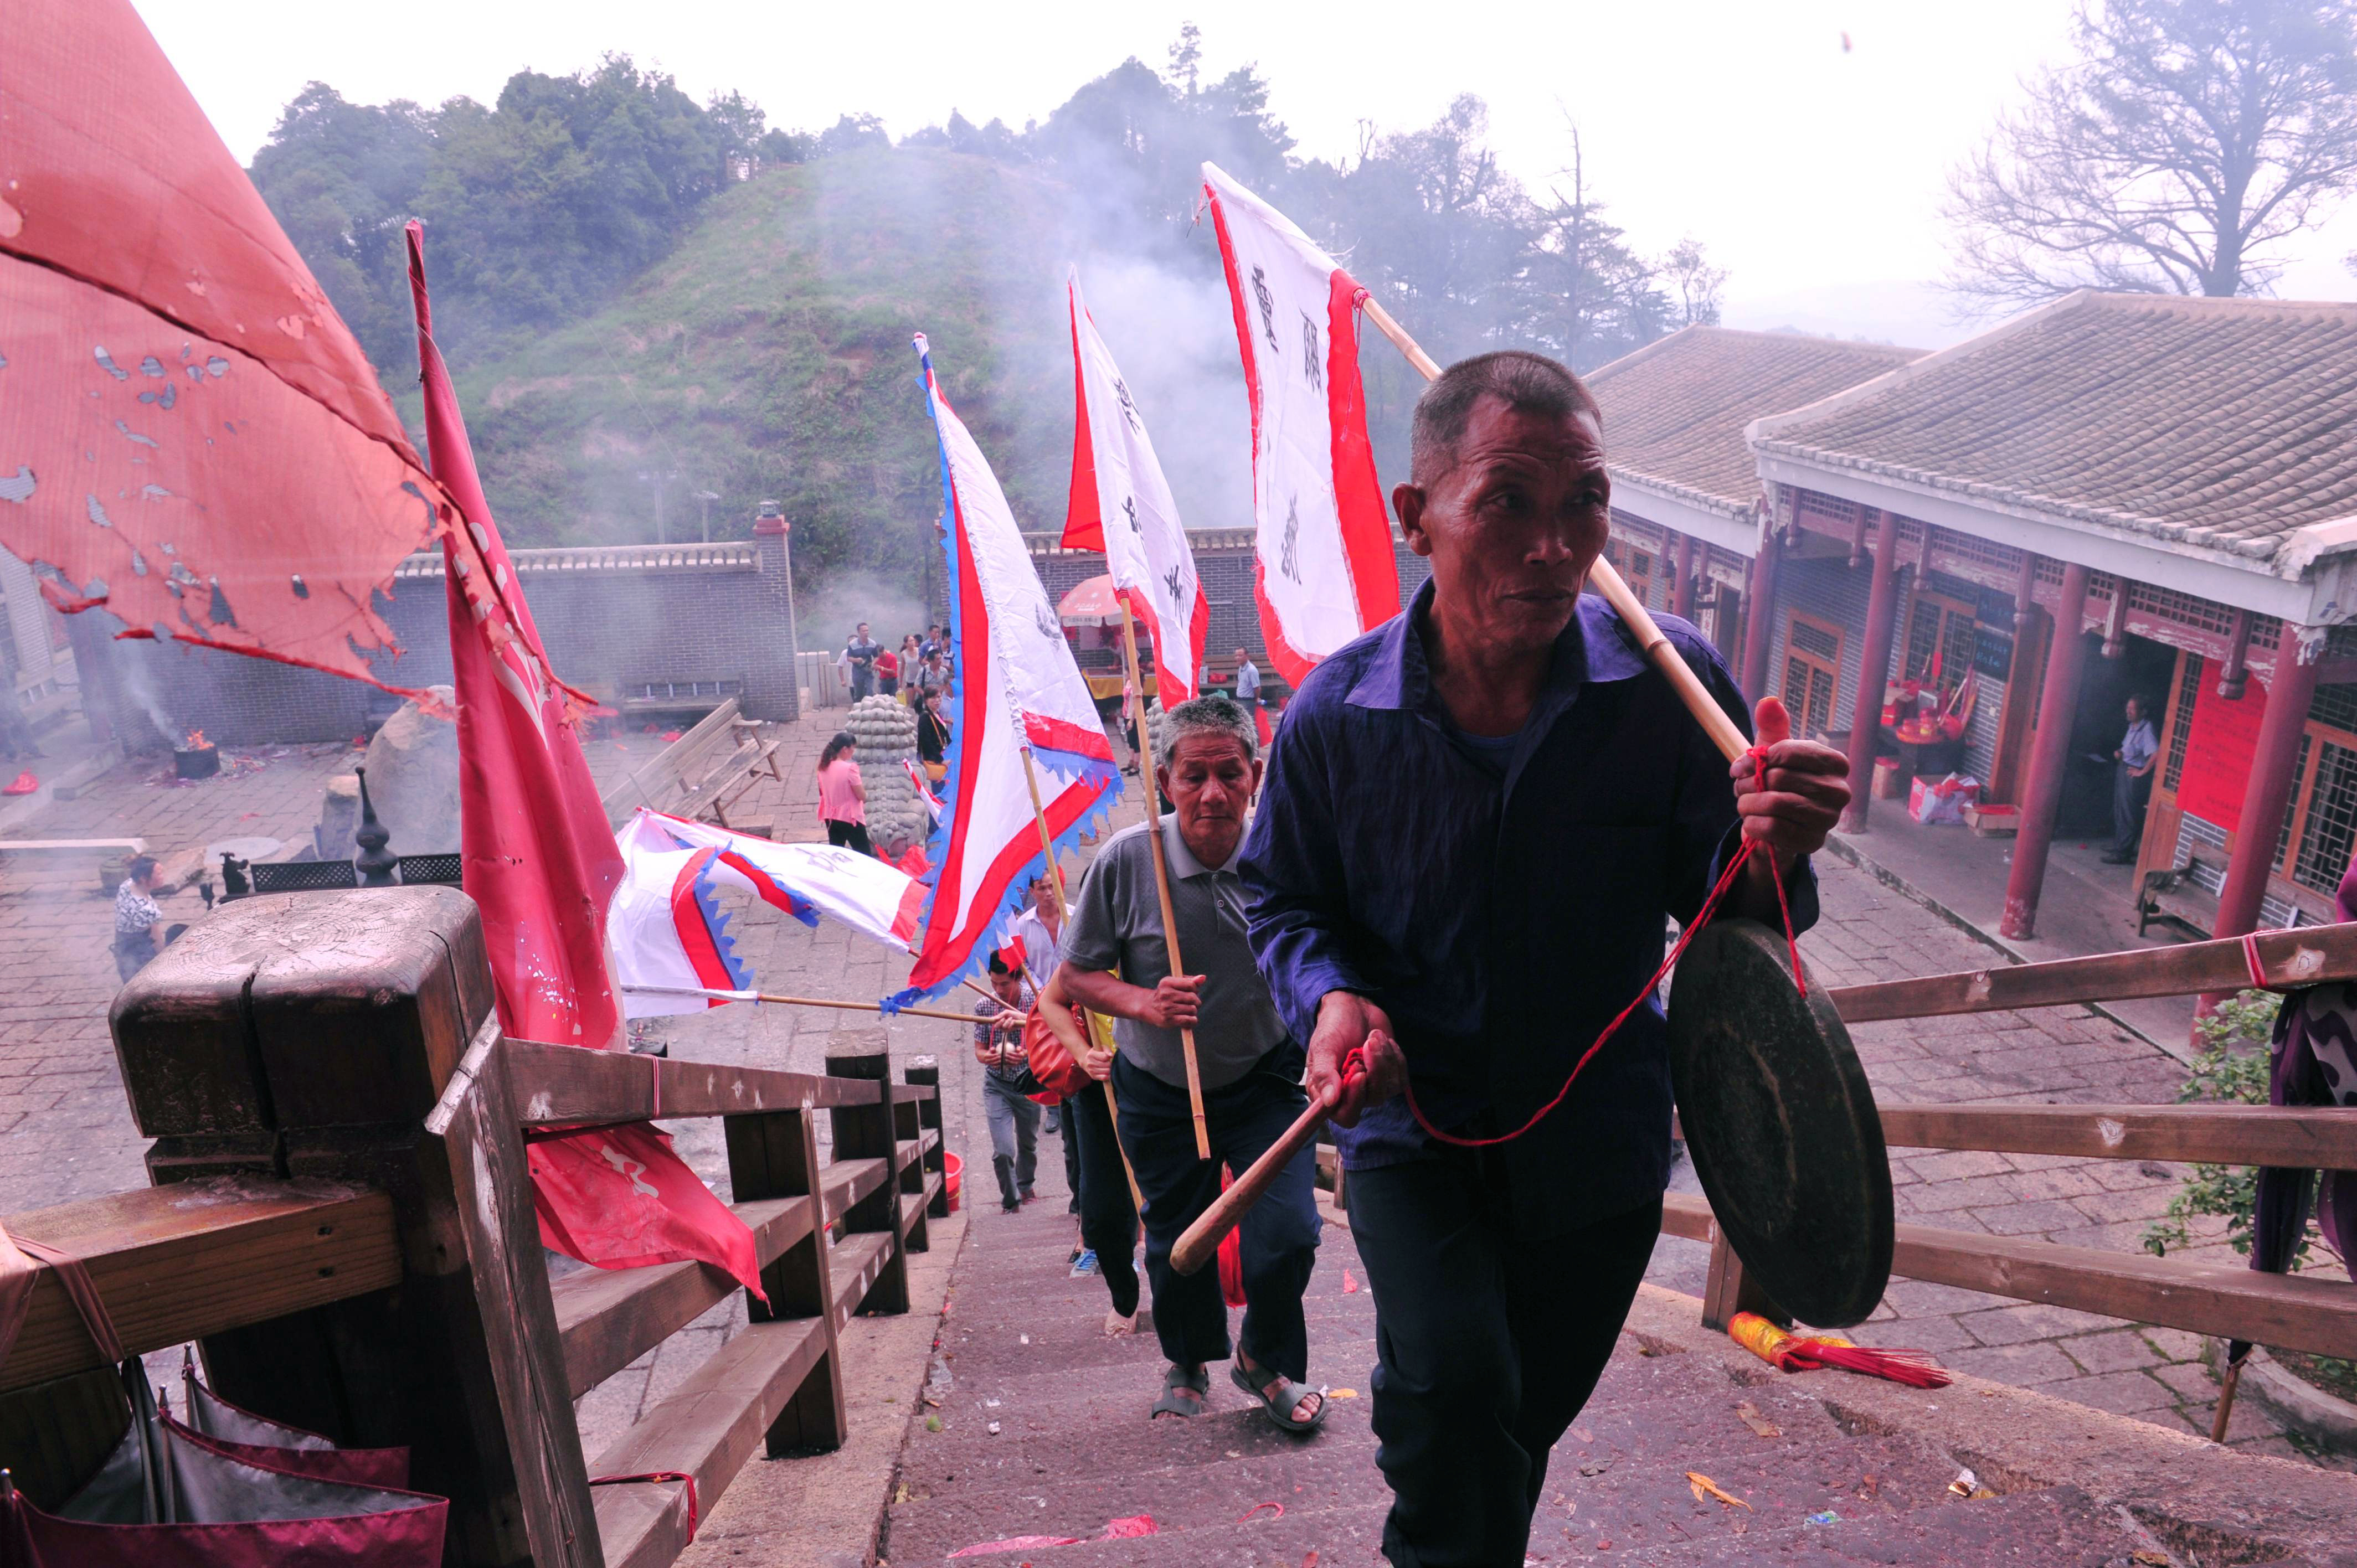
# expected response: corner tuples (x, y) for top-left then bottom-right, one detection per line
(1056, 695), (1327, 1434)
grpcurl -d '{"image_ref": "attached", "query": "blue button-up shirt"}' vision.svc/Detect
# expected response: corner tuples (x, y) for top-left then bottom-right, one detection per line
(1238, 580), (1819, 1237)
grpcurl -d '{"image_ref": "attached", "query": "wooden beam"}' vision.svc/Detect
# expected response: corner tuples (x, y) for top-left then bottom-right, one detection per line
(821, 1158), (889, 1223)
(585, 1316), (830, 1568)
(0, 1182), (399, 1393)
(1891, 1221), (2357, 1360)
(1659, 1194), (2357, 1358)
(828, 1233), (894, 1326)
(506, 1039), (881, 1125)
(550, 1196), (812, 1399)
(1877, 1103), (2357, 1168)
(1827, 922), (2357, 1022)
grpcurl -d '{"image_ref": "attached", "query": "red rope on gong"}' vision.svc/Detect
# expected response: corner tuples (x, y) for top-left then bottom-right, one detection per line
(1346, 746), (1807, 1151)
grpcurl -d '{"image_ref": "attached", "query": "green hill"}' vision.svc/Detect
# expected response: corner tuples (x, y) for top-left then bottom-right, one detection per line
(448, 146), (1100, 597)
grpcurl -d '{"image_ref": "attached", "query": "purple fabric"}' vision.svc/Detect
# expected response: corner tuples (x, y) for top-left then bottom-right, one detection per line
(2253, 979), (2357, 1314)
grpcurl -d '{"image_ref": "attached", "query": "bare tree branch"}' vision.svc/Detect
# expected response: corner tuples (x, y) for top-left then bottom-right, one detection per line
(1944, 0), (2357, 308)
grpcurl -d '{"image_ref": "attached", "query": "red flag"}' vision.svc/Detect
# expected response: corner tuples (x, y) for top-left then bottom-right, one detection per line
(408, 224), (759, 1297)
(0, 0), (442, 694)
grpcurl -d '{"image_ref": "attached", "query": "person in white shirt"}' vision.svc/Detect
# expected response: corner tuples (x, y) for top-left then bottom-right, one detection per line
(2104, 695), (2161, 864)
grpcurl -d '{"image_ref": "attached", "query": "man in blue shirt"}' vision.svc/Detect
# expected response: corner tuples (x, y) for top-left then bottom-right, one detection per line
(2103, 694), (2160, 863)
(1232, 647), (1262, 709)
(1239, 351), (1850, 1566)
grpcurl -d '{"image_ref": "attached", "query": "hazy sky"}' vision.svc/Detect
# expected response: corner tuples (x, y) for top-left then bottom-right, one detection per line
(139, 0), (2357, 347)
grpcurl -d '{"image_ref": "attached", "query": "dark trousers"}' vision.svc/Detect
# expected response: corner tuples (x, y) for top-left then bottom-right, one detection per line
(1067, 1081), (1141, 1316)
(1059, 1095), (1082, 1213)
(111, 930), (157, 983)
(1114, 1043), (1320, 1381)
(825, 819), (873, 857)
(1348, 1154), (1661, 1568)
(2111, 764), (2153, 857)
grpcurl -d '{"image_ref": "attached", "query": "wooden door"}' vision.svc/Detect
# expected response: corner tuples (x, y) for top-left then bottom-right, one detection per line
(1783, 612), (1843, 741)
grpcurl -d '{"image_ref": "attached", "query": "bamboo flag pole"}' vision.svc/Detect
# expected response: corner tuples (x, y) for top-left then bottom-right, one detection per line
(622, 983), (979, 1025)
(1356, 297), (1749, 765)
(1117, 599), (1213, 1158)
(1021, 746), (1146, 1210)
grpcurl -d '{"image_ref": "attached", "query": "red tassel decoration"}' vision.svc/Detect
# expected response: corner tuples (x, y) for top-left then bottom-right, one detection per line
(1729, 1312), (1953, 1389)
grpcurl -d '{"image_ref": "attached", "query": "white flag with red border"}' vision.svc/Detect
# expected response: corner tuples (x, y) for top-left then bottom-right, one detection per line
(1061, 267), (1206, 706)
(892, 334), (1119, 1009)
(1200, 162), (1399, 685)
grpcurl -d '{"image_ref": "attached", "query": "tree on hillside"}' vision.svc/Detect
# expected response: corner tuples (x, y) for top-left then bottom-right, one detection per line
(250, 57), (801, 375)
(1946, 0), (2357, 303)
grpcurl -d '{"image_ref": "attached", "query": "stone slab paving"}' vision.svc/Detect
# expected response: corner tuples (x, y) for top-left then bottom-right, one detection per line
(883, 1191), (2180, 1565)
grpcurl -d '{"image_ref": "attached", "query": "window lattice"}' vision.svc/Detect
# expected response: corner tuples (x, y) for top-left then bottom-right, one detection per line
(1802, 493), (1857, 527)
(2278, 734), (2312, 871)
(2164, 654), (2203, 792)
(2312, 683), (2357, 733)
(1932, 529), (2022, 574)
(2253, 616), (2281, 650)
(2035, 559), (2066, 586)
(2087, 571), (2119, 604)
(1790, 618), (1840, 662)
(2293, 740), (2357, 895)
(2127, 583), (2235, 637)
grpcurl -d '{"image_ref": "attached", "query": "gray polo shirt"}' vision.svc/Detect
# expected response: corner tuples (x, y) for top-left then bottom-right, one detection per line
(1064, 813), (1288, 1091)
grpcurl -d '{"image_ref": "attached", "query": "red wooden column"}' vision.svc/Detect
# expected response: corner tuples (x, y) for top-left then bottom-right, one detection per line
(2212, 631), (2324, 959)
(1670, 533), (1699, 622)
(2001, 562), (2092, 939)
(1839, 509), (1904, 832)
(1740, 525), (1783, 700)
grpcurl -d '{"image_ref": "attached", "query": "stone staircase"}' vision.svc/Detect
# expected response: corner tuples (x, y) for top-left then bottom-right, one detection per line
(882, 1198), (2184, 1566)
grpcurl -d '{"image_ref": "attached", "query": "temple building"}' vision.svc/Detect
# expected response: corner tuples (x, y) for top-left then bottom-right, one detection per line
(1592, 293), (2357, 953)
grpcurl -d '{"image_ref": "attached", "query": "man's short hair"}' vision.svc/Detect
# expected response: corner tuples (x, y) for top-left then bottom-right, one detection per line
(1157, 694), (1258, 771)
(126, 854), (158, 884)
(1409, 350), (1601, 486)
(987, 950), (1012, 977)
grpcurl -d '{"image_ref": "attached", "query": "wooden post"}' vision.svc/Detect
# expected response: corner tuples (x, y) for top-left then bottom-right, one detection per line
(2209, 630), (2325, 1005)
(2003, 562), (2093, 940)
(905, 1059), (951, 1219)
(1700, 1226), (1789, 1334)
(1738, 510), (1782, 702)
(2218, 609), (2253, 699)
(1840, 509), (1905, 832)
(1670, 533), (1698, 623)
(1117, 601), (1212, 1159)
(110, 886), (599, 1568)
(824, 1041), (911, 1315)
(723, 1105), (847, 1454)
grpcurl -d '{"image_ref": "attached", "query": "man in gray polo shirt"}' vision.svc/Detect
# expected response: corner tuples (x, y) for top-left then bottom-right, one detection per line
(1058, 695), (1328, 1433)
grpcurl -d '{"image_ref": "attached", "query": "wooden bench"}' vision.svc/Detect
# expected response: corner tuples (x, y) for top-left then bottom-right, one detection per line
(2137, 851), (2222, 939)
(598, 698), (783, 833)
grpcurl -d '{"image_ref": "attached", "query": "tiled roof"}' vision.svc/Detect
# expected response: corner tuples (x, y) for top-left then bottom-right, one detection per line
(1751, 293), (2357, 564)
(1587, 327), (1924, 515)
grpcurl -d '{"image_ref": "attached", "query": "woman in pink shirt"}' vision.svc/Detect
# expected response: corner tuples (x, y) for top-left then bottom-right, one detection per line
(815, 731), (873, 857)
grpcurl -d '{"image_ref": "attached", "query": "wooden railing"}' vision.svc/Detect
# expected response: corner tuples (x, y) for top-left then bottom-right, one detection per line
(0, 886), (946, 1568)
(1673, 922), (2357, 1362)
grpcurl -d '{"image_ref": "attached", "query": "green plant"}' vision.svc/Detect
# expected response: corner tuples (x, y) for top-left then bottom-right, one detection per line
(2142, 989), (2307, 1265)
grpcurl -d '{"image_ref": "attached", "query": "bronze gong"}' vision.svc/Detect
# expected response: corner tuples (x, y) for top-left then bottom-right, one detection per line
(1664, 916), (1892, 1328)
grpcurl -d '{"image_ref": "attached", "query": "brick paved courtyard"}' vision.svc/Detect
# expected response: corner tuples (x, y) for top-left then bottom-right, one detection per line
(0, 706), (2340, 1470)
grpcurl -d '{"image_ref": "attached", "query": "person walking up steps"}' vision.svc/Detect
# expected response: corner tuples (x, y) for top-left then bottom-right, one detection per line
(973, 952), (1041, 1213)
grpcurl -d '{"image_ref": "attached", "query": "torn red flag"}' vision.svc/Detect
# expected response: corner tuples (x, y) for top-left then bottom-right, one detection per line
(409, 223), (758, 1298)
(0, 0), (442, 693)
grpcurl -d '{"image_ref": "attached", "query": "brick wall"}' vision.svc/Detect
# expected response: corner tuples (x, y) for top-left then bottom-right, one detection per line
(95, 533), (803, 745)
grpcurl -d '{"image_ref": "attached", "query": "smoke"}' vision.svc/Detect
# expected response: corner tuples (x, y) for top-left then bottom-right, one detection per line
(799, 569), (932, 658)
(114, 643), (178, 743)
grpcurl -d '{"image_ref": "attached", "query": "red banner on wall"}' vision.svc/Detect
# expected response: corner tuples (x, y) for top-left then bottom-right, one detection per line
(2177, 672), (2268, 831)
